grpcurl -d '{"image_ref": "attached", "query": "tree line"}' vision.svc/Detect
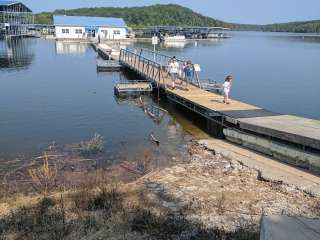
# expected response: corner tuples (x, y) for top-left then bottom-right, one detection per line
(34, 4), (230, 28)
(34, 4), (320, 33)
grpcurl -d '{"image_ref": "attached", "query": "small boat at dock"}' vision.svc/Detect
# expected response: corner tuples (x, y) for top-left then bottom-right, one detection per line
(163, 35), (186, 42)
(207, 32), (230, 39)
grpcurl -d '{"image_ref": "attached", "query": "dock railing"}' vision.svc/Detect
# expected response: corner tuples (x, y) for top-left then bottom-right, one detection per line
(137, 48), (185, 66)
(135, 48), (203, 88)
(120, 48), (204, 89)
(120, 48), (166, 87)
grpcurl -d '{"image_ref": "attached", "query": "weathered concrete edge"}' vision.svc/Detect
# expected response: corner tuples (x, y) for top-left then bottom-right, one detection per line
(223, 128), (320, 174)
(197, 138), (320, 197)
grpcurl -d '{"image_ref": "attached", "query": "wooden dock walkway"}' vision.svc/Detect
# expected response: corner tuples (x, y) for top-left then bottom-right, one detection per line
(119, 48), (320, 173)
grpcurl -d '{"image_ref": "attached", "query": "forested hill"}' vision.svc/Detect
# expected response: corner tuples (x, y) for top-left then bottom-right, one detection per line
(262, 20), (320, 33)
(234, 20), (320, 33)
(35, 4), (320, 33)
(35, 4), (231, 28)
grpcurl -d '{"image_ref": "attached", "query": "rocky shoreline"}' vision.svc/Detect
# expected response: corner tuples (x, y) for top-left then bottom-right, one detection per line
(138, 140), (320, 233)
(0, 139), (319, 239)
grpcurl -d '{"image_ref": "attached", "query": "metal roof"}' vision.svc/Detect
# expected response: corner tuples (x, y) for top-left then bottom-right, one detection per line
(0, 1), (32, 12)
(0, 1), (17, 6)
(53, 15), (127, 28)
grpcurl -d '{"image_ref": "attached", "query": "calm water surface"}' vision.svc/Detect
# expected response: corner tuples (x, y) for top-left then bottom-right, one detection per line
(135, 31), (320, 119)
(0, 31), (319, 159)
(0, 39), (193, 160)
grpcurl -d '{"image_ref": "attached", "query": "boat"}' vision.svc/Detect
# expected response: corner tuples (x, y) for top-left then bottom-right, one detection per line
(207, 27), (231, 39)
(163, 35), (186, 42)
(207, 32), (230, 39)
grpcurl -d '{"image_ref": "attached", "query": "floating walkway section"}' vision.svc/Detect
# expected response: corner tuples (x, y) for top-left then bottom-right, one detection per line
(92, 43), (121, 60)
(96, 59), (121, 72)
(119, 48), (320, 173)
(114, 81), (152, 97)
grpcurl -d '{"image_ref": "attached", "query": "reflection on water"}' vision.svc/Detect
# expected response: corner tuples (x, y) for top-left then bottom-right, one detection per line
(0, 38), (192, 162)
(287, 35), (320, 44)
(1, 31), (319, 160)
(162, 41), (188, 49)
(0, 38), (35, 70)
(55, 41), (88, 55)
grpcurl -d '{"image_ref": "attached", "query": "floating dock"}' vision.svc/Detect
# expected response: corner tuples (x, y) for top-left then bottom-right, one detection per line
(97, 59), (121, 72)
(114, 81), (153, 97)
(92, 43), (121, 61)
(119, 48), (320, 173)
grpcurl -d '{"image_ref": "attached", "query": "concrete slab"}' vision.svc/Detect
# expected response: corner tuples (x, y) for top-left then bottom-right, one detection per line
(198, 138), (320, 197)
(260, 215), (320, 240)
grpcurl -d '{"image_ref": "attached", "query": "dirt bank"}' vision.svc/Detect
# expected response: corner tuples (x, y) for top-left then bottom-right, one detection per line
(0, 140), (319, 239)
(140, 141), (320, 232)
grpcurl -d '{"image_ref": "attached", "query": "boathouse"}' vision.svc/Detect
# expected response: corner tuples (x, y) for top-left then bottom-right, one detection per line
(0, 1), (33, 37)
(53, 15), (128, 40)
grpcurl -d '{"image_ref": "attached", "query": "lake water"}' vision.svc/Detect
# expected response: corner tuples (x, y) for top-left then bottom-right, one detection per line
(0, 39), (193, 161)
(0, 31), (319, 160)
(135, 31), (320, 120)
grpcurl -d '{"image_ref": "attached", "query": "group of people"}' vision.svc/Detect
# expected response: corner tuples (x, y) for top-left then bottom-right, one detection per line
(167, 56), (233, 104)
(167, 56), (194, 90)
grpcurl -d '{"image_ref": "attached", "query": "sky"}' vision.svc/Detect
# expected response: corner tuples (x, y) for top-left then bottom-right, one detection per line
(21, 0), (320, 25)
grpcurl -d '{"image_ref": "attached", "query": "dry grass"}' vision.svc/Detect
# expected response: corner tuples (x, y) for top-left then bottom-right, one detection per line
(28, 152), (57, 196)
(0, 183), (259, 240)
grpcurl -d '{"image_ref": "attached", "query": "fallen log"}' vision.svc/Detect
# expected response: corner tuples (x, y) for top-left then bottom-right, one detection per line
(120, 163), (143, 175)
(150, 133), (160, 145)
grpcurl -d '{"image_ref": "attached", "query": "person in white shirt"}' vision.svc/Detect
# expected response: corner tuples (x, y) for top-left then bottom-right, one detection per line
(168, 56), (180, 89)
(223, 75), (233, 104)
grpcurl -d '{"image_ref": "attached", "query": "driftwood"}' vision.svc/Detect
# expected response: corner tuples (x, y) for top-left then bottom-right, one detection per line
(146, 108), (156, 119)
(150, 133), (160, 145)
(35, 155), (64, 159)
(120, 163), (144, 175)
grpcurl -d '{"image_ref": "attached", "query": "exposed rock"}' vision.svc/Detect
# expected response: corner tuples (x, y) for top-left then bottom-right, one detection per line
(142, 141), (320, 233)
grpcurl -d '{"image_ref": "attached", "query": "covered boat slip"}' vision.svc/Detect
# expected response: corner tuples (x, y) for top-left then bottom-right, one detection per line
(119, 48), (320, 171)
(0, 1), (34, 37)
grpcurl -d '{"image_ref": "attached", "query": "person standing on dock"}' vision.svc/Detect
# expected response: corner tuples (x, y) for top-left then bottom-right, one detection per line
(168, 56), (180, 89)
(223, 75), (233, 104)
(184, 60), (194, 89)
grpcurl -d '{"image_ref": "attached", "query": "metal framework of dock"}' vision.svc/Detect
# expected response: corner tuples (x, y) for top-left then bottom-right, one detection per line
(134, 26), (230, 39)
(0, 1), (34, 38)
(118, 48), (320, 173)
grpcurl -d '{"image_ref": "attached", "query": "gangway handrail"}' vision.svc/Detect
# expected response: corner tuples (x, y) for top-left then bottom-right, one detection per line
(138, 48), (185, 64)
(121, 48), (162, 66)
(119, 48), (204, 90)
(120, 48), (166, 88)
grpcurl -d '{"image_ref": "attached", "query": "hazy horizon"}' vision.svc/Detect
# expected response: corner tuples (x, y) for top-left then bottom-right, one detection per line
(20, 0), (320, 25)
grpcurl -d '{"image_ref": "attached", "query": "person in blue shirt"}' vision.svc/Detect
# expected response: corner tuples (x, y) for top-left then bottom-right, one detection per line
(184, 60), (194, 89)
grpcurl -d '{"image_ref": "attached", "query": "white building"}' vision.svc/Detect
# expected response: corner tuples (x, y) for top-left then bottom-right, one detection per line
(53, 15), (128, 40)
